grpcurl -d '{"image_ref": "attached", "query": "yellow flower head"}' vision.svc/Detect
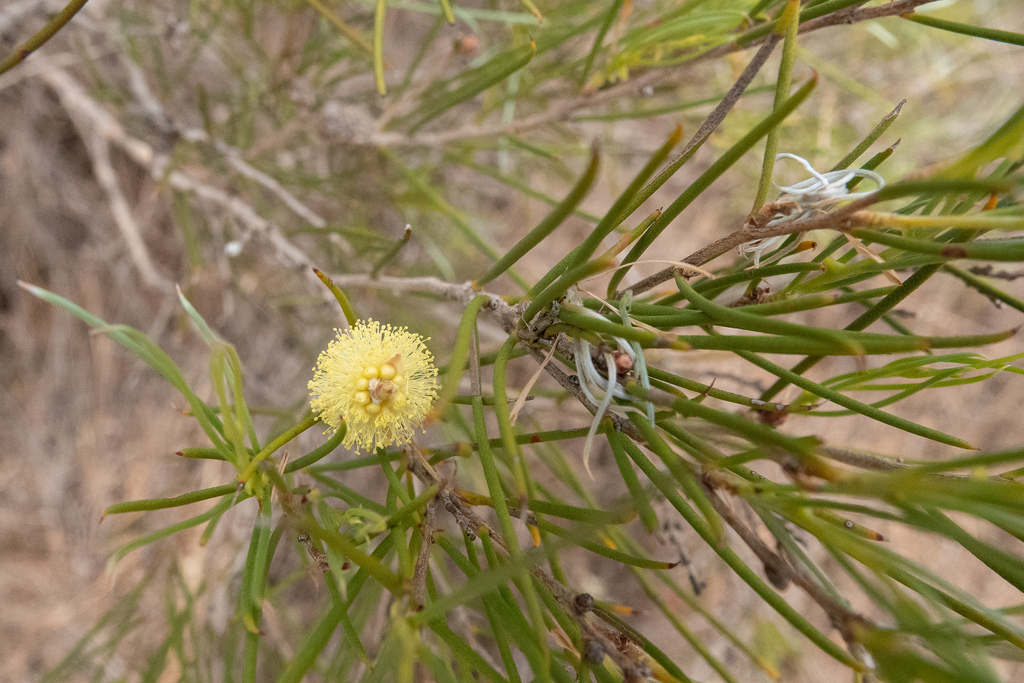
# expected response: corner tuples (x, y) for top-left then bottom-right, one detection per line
(309, 320), (438, 452)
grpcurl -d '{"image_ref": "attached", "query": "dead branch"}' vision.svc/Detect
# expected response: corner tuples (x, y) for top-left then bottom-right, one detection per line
(37, 64), (334, 291)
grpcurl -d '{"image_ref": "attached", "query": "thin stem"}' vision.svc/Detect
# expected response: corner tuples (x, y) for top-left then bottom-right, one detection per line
(373, 0), (388, 94)
(752, 0), (801, 210)
(0, 0), (91, 77)
(238, 414), (319, 483)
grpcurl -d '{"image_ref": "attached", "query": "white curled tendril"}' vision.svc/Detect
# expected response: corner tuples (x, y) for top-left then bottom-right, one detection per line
(737, 235), (787, 268)
(581, 350), (618, 479)
(569, 292), (653, 479)
(572, 312), (635, 405)
(739, 153), (886, 267)
(617, 292), (655, 428)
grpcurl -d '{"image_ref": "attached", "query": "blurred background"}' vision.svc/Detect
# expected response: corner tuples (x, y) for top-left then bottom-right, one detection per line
(2, 0), (1023, 680)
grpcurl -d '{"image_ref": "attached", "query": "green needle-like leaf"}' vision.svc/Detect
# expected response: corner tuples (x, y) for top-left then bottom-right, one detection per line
(407, 39), (536, 132)
(902, 13), (1024, 48)
(476, 147), (601, 287)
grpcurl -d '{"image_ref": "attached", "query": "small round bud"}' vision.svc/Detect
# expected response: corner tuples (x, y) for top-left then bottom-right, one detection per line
(573, 592), (595, 613)
(613, 351), (633, 374)
(583, 640), (604, 665)
(455, 34), (479, 56)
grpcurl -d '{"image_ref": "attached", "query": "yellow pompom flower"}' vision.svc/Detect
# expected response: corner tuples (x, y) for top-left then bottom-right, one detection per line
(309, 320), (439, 452)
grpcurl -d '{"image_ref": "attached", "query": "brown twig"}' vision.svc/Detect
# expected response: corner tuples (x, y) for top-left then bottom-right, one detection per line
(120, 56), (354, 259)
(410, 496), (441, 610)
(622, 195), (879, 296)
(701, 479), (869, 645)
(651, 33), (782, 188)
(799, 0), (937, 33)
(403, 441), (655, 675)
(967, 265), (1024, 281)
(42, 66), (174, 291)
(37, 64), (347, 292)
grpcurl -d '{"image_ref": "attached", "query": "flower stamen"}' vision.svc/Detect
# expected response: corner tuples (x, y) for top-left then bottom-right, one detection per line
(309, 320), (438, 452)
